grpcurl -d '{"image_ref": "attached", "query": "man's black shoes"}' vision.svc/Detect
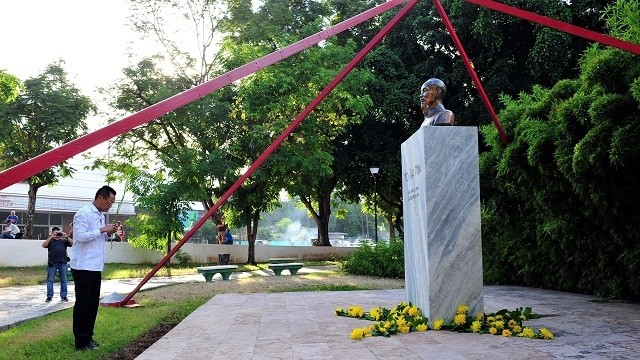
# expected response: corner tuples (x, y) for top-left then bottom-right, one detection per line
(76, 342), (99, 351)
(61, 297), (68, 302)
(90, 340), (100, 347)
(45, 297), (52, 302)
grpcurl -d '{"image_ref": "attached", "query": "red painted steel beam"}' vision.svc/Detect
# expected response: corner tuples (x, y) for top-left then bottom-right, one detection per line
(118, 0), (420, 306)
(432, 0), (508, 144)
(467, 0), (640, 56)
(0, 0), (408, 191)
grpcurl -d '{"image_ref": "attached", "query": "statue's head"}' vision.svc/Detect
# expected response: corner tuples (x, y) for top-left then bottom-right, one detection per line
(420, 78), (447, 115)
(420, 78), (447, 100)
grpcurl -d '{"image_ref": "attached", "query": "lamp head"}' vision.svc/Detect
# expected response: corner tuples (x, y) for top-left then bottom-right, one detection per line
(369, 166), (380, 175)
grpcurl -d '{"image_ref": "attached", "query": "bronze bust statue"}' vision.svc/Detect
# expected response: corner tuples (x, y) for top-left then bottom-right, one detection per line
(419, 78), (455, 126)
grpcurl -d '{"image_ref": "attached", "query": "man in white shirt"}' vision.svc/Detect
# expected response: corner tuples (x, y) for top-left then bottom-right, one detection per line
(71, 185), (117, 351)
(1, 220), (20, 238)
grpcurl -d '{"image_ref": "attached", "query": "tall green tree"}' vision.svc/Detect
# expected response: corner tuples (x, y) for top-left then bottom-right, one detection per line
(221, 0), (374, 246)
(479, 0), (640, 299)
(105, 0), (285, 263)
(334, 0), (614, 238)
(0, 62), (94, 237)
(0, 70), (21, 104)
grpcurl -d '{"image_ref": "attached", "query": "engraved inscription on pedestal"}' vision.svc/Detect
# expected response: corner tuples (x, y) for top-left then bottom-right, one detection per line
(401, 126), (483, 323)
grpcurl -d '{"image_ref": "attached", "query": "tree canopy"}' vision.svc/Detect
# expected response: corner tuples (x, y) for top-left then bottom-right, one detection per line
(0, 62), (94, 237)
(479, 0), (640, 299)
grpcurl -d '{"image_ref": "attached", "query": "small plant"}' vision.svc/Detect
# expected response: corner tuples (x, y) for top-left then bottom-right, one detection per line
(341, 240), (404, 278)
(175, 250), (192, 265)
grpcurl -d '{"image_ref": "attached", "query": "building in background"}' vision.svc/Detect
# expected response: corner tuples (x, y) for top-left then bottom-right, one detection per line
(0, 160), (135, 240)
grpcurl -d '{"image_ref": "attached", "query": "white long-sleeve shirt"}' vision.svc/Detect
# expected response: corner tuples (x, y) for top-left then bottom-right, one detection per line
(71, 203), (107, 271)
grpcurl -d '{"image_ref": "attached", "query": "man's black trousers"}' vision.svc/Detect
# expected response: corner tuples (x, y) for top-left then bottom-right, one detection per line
(71, 269), (101, 348)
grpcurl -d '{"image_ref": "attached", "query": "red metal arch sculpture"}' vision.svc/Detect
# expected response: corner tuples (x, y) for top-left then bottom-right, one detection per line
(1, 0), (637, 306)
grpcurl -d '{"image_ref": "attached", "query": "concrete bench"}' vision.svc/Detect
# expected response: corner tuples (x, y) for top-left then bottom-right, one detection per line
(268, 262), (304, 276)
(268, 258), (297, 264)
(196, 265), (238, 282)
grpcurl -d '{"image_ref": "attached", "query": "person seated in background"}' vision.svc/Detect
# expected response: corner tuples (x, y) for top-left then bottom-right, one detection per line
(115, 221), (125, 242)
(217, 224), (227, 244)
(223, 229), (233, 244)
(2, 219), (20, 238)
(6, 211), (18, 224)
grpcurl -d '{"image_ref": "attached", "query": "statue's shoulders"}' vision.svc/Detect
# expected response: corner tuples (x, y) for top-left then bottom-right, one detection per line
(434, 110), (454, 125)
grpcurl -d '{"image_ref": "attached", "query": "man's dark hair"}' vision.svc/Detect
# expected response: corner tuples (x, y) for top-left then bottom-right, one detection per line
(94, 185), (117, 200)
(52, 227), (60, 231)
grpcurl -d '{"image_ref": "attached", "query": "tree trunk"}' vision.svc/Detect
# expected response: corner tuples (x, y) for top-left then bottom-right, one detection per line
(25, 184), (42, 238)
(385, 214), (395, 242)
(299, 192), (332, 246)
(246, 210), (259, 265)
(394, 215), (404, 240)
(166, 232), (172, 268)
(317, 190), (331, 246)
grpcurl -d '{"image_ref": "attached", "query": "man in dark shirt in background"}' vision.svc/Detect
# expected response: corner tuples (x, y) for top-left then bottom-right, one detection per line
(42, 226), (73, 302)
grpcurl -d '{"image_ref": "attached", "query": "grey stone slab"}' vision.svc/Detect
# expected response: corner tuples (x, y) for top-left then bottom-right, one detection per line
(401, 126), (483, 323)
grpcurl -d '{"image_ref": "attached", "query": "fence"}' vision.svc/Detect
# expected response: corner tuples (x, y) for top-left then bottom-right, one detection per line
(0, 239), (358, 267)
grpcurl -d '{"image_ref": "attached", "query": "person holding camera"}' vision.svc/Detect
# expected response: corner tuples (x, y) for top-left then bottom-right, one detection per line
(42, 226), (74, 302)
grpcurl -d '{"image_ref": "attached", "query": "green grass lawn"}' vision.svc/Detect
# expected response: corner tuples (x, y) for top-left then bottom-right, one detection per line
(0, 296), (207, 360)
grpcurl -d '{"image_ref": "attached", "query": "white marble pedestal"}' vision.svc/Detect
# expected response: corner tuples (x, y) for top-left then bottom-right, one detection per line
(401, 126), (483, 323)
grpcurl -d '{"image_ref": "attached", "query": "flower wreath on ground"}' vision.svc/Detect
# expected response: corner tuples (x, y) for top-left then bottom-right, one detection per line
(336, 302), (553, 340)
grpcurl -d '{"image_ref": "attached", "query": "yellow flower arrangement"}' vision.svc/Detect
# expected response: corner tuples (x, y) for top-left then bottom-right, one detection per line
(453, 314), (467, 326)
(350, 328), (365, 340)
(513, 325), (522, 334)
(347, 305), (364, 318)
(518, 327), (536, 339)
(398, 325), (411, 333)
(370, 307), (382, 321)
(337, 302), (552, 341)
(471, 320), (482, 333)
(539, 327), (554, 340)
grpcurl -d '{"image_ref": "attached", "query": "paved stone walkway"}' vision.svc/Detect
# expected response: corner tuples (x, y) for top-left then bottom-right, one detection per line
(2, 270), (640, 359)
(137, 286), (640, 360)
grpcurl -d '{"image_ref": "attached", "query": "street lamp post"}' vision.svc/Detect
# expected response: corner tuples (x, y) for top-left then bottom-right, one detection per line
(369, 166), (380, 243)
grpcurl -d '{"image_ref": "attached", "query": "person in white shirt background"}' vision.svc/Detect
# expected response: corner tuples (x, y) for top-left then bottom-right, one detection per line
(70, 185), (117, 351)
(1, 219), (20, 238)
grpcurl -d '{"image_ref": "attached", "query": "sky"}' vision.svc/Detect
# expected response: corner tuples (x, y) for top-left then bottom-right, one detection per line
(1, 0), (134, 99)
(0, 0), (153, 160)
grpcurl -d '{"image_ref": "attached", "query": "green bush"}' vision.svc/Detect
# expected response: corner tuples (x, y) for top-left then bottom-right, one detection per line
(341, 240), (404, 278)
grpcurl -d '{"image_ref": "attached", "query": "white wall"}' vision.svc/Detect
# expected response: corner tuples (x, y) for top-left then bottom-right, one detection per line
(0, 239), (357, 267)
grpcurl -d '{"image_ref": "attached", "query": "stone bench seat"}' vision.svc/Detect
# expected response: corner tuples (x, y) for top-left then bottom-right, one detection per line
(267, 262), (304, 276)
(196, 265), (238, 282)
(268, 257), (297, 264)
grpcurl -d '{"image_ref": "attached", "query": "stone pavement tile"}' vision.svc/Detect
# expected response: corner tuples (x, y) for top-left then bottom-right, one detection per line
(135, 286), (640, 359)
(330, 347), (377, 360)
(291, 343), (332, 358)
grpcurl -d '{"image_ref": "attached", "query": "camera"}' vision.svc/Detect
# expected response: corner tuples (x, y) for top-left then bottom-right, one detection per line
(56, 232), (63, 236)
